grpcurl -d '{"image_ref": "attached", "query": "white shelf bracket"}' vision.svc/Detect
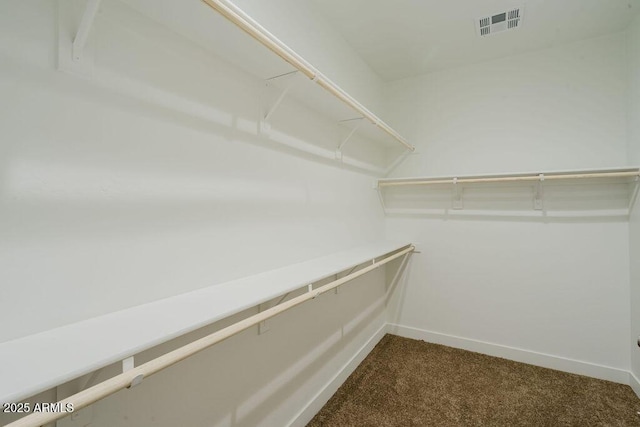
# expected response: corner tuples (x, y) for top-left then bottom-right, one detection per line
(452, 178), (463, 210)
(80, 368), (104, 391)
(335, 265), (359, 294)
(260, 71), (299, 134)
(307, 284), (320, 299)
(258, 292), (290, 335)
(58, 0), (101, 77)
(122, 356), (134, 373)
(336, 117), (365, 160)
(258, 303), (270, 335)
(629, 176), (640, 213)
(534, 174), (544, 210)
(375, 180), (389, 214)
(384, 252), (412, 306)
(122, 356), (144, 389)
(72, 0), (102, 62)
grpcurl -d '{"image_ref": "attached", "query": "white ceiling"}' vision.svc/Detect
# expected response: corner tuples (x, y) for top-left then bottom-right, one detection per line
(309, 0), (640, 81)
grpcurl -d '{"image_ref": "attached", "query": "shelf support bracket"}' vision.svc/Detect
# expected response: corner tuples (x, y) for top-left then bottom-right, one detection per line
(80, 368), (104, 391)
(258, 292), (291, 334)
(374, 179), (390, 214)
(260, 71), (299, 134)
(629, 176), (640, 214)
(452, 178), (463, 210)
(307, 283), (320, 299)
(122, 356), (144, 388)
(336, 117), (365, 160)
(122, 356), (134, 373)
(335, 264), (360, 294)
(57, 0), (101, 77)
(534, 174), (544, 210)
(384, 252), (412, 306)
(72, 0), (102, 62)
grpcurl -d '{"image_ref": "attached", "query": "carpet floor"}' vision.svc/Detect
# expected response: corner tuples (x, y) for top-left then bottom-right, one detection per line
(308, 334), (640, 426)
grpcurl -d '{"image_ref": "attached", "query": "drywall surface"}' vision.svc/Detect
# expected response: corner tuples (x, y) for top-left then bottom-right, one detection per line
(0, 0), (385, 340)
(383, 33), (632, 375)
(628, 14), (640, 382)
(385, 33), (628, 176)
(386, 218), (630, 375)
(0, 1), (387, 425)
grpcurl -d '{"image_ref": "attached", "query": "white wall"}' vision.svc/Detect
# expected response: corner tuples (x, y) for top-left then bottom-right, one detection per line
(387, 33), (628, 176)
(1, 1), (636, 425)
(0, 1), (389, 425)
(628, 14), (640, 388)
(384, 33), (632, 380)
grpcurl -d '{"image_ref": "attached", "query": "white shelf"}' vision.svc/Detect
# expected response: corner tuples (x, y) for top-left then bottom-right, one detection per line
(377, 167), (640, 217)
(0, 241), (411, 404)
(116, 0), (413, 175)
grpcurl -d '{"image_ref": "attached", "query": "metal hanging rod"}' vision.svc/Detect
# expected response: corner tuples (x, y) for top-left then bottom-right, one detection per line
(200, 0), (415, 152)
(6, 245), (415, 427)
(378, 170), (640, 187)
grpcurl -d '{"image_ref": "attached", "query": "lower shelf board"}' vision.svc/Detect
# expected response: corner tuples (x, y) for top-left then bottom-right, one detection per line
(0, 241), (412, 405)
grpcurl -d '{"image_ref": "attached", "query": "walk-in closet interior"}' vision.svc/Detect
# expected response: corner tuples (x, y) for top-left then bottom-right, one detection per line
(2, 0), (640, 425)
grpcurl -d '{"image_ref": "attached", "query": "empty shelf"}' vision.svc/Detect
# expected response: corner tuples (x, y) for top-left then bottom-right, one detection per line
(0, 241), (411, 404)
(377, 167), (640, 217)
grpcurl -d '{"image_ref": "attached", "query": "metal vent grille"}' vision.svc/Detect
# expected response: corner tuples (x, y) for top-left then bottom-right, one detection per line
(476, 7), (523, 37)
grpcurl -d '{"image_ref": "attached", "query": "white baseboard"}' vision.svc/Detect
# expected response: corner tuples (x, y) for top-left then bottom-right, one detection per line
(388, 323), (630, 385)
(629, 371), (640, 398)
(288, 323), (389, 427)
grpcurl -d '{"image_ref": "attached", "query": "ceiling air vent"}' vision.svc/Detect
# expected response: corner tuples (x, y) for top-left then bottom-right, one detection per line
(476, 7), (523, 37)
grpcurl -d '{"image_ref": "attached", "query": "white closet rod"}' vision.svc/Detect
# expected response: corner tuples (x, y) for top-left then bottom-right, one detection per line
(200, 0), (415, 152)
(378, 171), (640, 187)
(6, 246), (415, 427)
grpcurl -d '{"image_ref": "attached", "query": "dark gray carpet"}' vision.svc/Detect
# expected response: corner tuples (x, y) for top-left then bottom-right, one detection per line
(308, 334), (640, 426)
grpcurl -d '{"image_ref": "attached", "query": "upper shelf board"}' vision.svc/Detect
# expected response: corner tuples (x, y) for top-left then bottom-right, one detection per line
(378, 167), (640, 187)
(120, 0), (413, 153)
(377, 167), (640, 216)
